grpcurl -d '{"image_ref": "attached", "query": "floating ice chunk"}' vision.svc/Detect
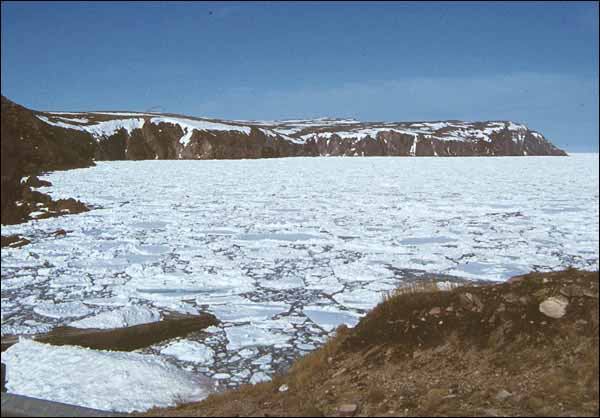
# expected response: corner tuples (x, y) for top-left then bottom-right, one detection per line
(209, 301), (289, 323)
(258, 276), (305, 290)
(250, 372), (271, 384)
(251, 354), (272, 365)
(303, 305), (361, 332)
(33, 302), (92, 319)
(1, 323), (54, 337)
(161, 340), (215, 365)
(333, 261), (393, 283)
(333, 288), (386, 311)
(400, 236), (458, 245)
(238, 348), (258, 358)
(449, 261), (531, 281)
(2, 340), (210, 413)
(225, 325), (290, 350)
(203, 326), (222, 334)
(131, 271), (253, 302)
(305, 275), (344, 294)
(236, 232), (322, 242)
(83, 296), (131, 307)
(69, 306), (161, 329)
(298, 343), (317, 351)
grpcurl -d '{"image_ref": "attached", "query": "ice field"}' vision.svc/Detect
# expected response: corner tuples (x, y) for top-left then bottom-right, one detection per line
(2, 154), (598, 410)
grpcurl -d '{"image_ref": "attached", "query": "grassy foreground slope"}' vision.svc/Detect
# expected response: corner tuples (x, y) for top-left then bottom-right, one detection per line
(145, 269), (599, 417)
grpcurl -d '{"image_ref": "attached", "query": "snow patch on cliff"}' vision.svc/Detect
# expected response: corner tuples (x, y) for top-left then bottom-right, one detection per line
(37, 115), (146, 138)
(149, 116), (252, 146)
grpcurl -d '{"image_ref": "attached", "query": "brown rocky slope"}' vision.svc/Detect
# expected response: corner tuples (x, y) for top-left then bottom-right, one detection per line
(145, 269), (599, 417)
(1, 96), (94, 225)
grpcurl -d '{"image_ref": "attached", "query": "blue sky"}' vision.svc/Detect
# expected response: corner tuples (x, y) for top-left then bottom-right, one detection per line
(1, 1), (598, 151)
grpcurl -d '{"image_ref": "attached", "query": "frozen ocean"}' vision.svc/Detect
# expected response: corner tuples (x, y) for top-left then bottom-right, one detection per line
(1, 154), (599, 411)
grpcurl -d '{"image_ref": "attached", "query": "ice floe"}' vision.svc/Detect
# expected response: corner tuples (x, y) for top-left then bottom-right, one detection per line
(2, 339), (212, 412)
(161, 339), (215, 365)
(69, 306), (161, 329)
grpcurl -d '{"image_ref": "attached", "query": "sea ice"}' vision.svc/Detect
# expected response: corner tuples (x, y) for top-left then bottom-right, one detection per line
(69, 306), (161, 329)
(161, 340), (215, 365)
(225, 325), (291, 350)
(1, 154), (598, 395)
(2, 340), (211, 413)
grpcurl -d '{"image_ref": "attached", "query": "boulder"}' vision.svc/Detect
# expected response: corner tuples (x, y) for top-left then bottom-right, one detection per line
(539, 297), (569, 319)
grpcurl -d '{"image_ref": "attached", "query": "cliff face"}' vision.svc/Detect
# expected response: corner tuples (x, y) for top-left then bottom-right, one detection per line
(94, 122), (310, 161)
(32, 111), (567, 161)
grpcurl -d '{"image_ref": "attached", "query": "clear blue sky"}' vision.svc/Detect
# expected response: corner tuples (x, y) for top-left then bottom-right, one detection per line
(2, 1), (598, 151)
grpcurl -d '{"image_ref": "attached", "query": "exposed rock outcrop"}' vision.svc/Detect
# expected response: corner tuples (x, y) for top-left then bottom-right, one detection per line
(33, 110), (567, 161)
(1, 96), (95, 224)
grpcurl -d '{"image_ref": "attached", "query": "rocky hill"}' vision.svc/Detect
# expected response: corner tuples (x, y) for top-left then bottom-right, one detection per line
(35, 111), (567, 160)
(145, 269), (599, 417)
(1, 96), (94, 224)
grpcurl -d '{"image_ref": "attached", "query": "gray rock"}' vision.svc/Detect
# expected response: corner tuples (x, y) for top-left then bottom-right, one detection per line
(560, 285), (584, 298)
(539, 296), (569, 319)
(495, 389), (512, 402)
(337, 403), (358, 416)
(460, 292), (484, 312)
(429, 307), (442, 315)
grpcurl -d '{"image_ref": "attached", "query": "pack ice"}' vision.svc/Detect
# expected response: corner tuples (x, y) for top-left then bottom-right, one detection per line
(1, 154), (598, 410)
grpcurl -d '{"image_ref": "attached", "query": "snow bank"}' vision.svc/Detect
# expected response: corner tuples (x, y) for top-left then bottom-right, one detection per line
(37, 115), (145, 138)
(2, 339), (212, 413)
(150, 116), (252, 146)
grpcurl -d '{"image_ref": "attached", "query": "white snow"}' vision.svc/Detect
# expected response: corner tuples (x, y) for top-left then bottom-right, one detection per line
(249, 371), (271, 384)
(2, 339), (211, 413)
(69, 306), (161, 329)
(303, 305), (362, 332)
(37, 115), (145, 138)
(33, 302), (91, 319)
(161, 340), (215, 364)
(225, 325), (291, 350)
(149, 116), (252, 146)
(56, 116), (89, 124)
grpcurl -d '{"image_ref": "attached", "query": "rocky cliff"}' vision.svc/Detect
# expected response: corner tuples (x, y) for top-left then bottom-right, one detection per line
(33, 110), (567, 161)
